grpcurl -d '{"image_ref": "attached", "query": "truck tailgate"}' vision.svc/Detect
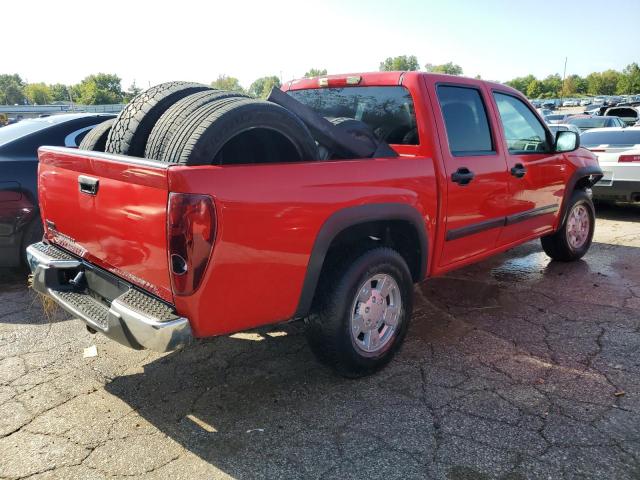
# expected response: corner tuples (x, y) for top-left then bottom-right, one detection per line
(38, 146), (173, 303)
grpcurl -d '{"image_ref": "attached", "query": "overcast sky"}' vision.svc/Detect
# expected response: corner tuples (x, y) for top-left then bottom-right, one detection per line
(3, 0), (639, 89)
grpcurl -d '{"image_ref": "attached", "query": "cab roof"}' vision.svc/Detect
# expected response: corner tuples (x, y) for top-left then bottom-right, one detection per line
(284, 71), (516, 95)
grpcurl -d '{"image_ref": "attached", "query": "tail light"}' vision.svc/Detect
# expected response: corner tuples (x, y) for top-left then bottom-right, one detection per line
(167, 193), (216, 296)
(619, 154), (640, 163)
(318, 76), (361, 87)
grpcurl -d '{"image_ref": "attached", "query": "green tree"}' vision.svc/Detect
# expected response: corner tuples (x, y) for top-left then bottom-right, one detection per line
(425, 62), (463, 75)
(304, 68), (327, 77)
(379, 55), (420, 71)
(586, 72), (603, 95)
(561, 75), (581, 97)
(0, 74), (26, 104)
(526, 79), (542, 98)
(568, 74), (588, 94)
(541, 74), (562, 97)
(506, 75), (536, 94)
(24, 83), (52, 105)
(617, 63), (640, 94)
(124, 81), (143, 102)
(49, 83), (71, 102)
(248, 75), (281, 98)
(600, 69), (621, 95)
(74, 73), (123, 104)
(211, 75), (244, 92)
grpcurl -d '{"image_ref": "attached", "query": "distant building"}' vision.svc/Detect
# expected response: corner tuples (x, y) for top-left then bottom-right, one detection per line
(0, 104), (124, 119)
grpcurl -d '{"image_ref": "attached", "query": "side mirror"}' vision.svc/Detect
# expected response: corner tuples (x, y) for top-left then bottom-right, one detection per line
(555, 130), (579, 152)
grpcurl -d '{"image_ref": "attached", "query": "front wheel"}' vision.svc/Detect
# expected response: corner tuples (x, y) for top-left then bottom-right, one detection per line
(306, 248), (413, 378)
(541, 189), (595, 261)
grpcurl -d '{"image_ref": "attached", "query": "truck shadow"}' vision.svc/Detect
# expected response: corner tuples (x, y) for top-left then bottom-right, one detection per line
(103, 238), (640, 479)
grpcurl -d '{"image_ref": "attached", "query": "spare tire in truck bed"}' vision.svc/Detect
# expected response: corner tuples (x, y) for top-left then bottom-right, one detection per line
(78, 118), (115, 152)
(321, 117), (377, 159)
(145, 89), (249, 161)
(105, 81), (210, 157)
(157, 97), (319, 165)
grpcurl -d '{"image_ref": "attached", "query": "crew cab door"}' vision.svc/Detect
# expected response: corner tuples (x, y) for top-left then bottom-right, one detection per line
(429, 82), (510, 266)
(489, 91), (566, 245)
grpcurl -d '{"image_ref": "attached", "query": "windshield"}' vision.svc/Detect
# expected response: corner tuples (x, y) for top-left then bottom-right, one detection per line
(288, 86), (419, 145)
(567, 117), (608, 129)
(581, 129), (640, 147)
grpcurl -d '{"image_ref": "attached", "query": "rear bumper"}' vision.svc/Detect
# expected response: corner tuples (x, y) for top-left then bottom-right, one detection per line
(592, 180), (640, 202)
(26, 242), (191, 352)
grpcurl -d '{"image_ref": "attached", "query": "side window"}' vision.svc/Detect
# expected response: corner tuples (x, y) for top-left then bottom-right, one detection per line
(494, 93), (550, 153)
(436, 85), (493, 155)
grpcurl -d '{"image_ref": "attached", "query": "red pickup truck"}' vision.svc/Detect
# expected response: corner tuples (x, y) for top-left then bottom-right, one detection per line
(27, 72), (602, 377)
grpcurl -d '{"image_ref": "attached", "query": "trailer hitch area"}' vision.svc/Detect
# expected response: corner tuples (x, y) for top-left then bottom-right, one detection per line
(69, 270), (86, 291)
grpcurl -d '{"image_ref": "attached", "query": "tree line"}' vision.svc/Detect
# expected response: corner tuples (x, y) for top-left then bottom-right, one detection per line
(2, 61), (638, 106)
(506, 63), (640, 98)
(0, 73), (140, 106)
(0, 69), (329, 106)
(378, 55), (640, 98)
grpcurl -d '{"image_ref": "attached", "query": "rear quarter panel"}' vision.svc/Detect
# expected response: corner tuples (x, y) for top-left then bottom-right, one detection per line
(168, 156), (437, 337)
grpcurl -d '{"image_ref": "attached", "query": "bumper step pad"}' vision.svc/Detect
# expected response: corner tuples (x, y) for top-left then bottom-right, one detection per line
(26, 242), (192, 352)
(54, 290), (110, 330)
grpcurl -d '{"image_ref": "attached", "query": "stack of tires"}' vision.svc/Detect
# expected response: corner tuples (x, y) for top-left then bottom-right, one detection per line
(80, 80), (392, 165)
(80, 81), (320, 165)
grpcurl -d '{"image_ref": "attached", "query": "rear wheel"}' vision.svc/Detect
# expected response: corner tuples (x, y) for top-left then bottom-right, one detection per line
(306, 248), (413, 378)
(541, 189), (595, 261)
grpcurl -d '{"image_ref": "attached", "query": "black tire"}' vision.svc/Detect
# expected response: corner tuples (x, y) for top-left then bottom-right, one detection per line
(306, 247), (413, 378)
(158, 97), (319, 165)
(145, 90), (248, 161)
(541, 189), (595, 261)
(78, 119), (115, 152)
(106, 81), (211, 157)
(21, 217), (43, 266)
(324, 117), (377, 159)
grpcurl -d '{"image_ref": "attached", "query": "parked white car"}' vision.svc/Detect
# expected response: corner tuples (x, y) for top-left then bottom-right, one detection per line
(580, 98), (592, 106)
(563, 99), (579, 107)
(581, 127), (640, 202)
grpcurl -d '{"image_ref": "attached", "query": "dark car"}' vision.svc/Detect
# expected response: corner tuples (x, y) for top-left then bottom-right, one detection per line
(566, 115), (627, 132)
(0, 113), (115, 267)
(604, 106), (640, 126)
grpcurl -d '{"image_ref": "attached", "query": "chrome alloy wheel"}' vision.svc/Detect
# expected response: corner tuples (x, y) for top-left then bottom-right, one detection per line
(566, 204), (590, 250)
(350, 273), (402, 355)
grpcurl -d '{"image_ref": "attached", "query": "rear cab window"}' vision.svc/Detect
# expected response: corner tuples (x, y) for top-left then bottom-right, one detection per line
(436, 85), (494, 155)
(287, 86), (419, 145)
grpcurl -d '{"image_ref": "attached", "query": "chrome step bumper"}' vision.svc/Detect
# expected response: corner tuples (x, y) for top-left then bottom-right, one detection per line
(27, 242), (191, 352)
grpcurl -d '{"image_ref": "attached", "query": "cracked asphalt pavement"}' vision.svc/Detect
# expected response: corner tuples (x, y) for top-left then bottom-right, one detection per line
(1, 203), (639, 480)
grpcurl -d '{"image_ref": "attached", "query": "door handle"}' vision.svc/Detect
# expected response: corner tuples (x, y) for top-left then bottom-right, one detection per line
(78, 175), (99, 195)
(451, 167), (475, 186)
(510, 163), (527, 178)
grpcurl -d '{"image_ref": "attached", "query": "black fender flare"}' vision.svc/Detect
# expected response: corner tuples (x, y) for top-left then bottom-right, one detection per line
(558, 165), (603, 225)
(294, 203), (428, 319)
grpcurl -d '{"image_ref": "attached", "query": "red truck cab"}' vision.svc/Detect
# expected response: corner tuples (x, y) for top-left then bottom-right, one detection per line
(28, 72), (601, 377)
